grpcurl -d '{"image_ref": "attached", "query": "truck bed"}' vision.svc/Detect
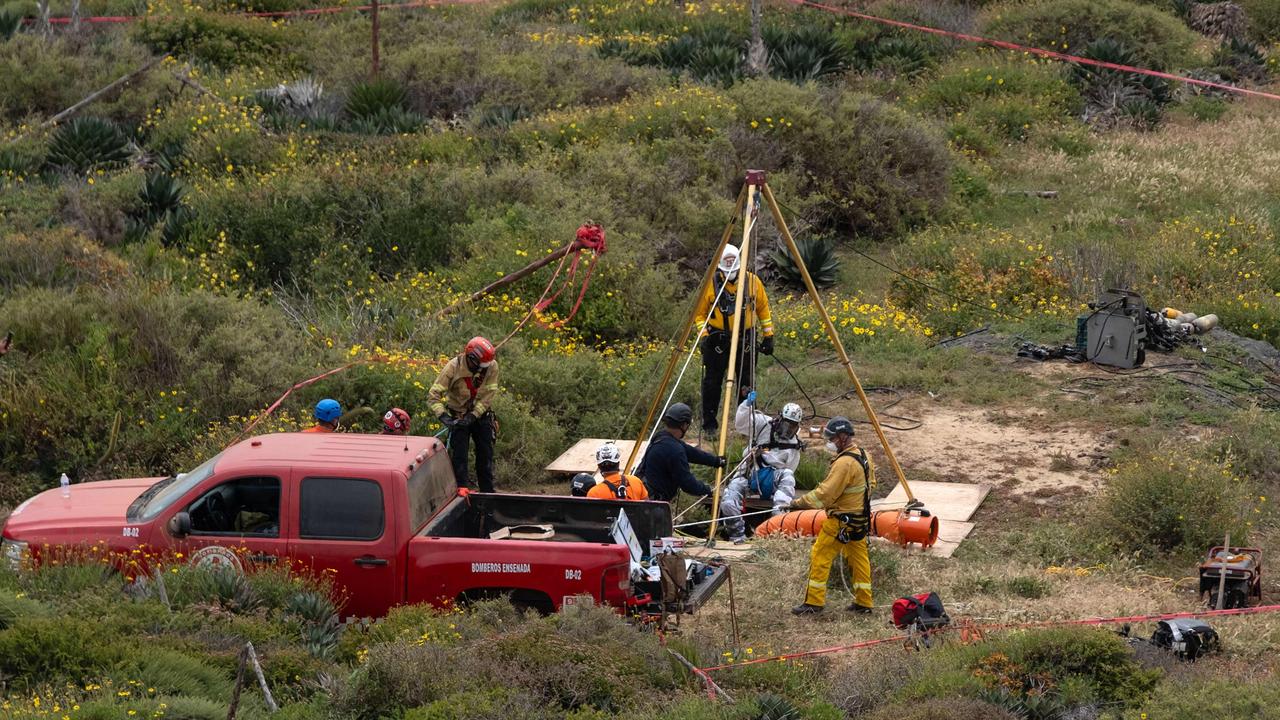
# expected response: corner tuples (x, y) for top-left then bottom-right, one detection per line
(421, 492), (673, 549)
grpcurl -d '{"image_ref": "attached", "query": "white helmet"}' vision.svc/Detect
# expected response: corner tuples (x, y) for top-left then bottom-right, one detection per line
(596, 441), (622, 466)
(780, 403), (803, 423)
(718, 245), (741, 280)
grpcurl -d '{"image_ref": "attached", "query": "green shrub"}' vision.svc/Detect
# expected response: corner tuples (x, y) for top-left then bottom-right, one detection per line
(20, 560), (122, 599)
(45, 116), (133, 175)
(771, 236), (839, 288)
(0, 34), (166, 123)
(403, 688), (559, 720)
(134, 11), (301, 70)
(869, 697), (1019, 720)
(0, 617), (125, 682)
(1241, 0), (1280, 42)
(0, 6), (21, 40)
(0, 228), (128, 291)
(1091, 445), (1258, 558)
(1127, 677), (1280, 719)
(982, 0), (1199, 70)
(0, 593), (47, 630)
(127, 649), (233, 700)
(728, 80), (951, 239)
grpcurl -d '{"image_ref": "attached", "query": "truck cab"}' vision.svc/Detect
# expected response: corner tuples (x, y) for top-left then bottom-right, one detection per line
(2, 433), (723, 619)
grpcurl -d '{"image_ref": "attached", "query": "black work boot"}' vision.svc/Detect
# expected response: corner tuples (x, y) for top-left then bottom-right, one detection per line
(845, 603), (872, 614)
(791, 603), (824, 616)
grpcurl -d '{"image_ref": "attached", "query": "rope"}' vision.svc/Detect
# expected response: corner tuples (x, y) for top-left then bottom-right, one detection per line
(785, 0), (1280, 102)
(675, 507), (777, 530)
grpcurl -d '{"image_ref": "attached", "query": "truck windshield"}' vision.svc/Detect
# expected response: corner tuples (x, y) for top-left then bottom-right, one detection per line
(131, 452), (223, 522)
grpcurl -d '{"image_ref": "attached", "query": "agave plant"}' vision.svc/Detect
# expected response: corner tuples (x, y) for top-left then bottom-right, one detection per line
(767, 25), (850, 83)
(0, 7), (22, 40)
(345, 77), (409, 121)
(1211, 37), (1269, 82)
(476, 104), (530, 129)
(347, 105), (423, 135)
(45, 117), (133, 175)
(1072, 38), (1171, 128)
(753, 692), (802, 720)
(870, 36), (931, 77)
(772, 236), (840, 289)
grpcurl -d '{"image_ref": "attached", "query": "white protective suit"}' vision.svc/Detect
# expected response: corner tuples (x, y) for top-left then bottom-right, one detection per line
(721, 398), (801, 541)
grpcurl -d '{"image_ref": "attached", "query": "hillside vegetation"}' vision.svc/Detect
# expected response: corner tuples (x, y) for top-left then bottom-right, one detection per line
(2, 0), (1280, 716)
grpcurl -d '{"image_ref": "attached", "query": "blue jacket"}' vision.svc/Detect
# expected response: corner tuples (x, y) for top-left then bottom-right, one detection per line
(637, 430), (719, 502)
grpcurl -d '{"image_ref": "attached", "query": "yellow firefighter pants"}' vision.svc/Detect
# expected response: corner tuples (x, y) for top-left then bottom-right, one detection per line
(804, 517), (872, 608)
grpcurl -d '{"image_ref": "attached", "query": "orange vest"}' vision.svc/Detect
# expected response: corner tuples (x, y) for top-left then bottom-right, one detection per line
(302, 424), (334, 433)
(587, 472), (649, 501)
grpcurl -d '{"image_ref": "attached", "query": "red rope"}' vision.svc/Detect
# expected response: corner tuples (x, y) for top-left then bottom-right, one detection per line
(533, 223), (606, 329)
(786, 0), (1280, 102)
(698, 603), (1280, 673)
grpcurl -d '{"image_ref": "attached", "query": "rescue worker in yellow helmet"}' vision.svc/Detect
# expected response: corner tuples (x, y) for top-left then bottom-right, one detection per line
(790, 416), (874, 616)
(693, 244), (774, 434)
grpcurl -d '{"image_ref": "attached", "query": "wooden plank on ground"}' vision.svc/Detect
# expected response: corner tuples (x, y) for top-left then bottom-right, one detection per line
(546, 438), (650, 475)
(875, 480), (991, 523)
(684, 544), (757, 560)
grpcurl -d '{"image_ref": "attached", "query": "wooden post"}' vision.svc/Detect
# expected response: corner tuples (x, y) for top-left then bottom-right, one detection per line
(245, 642), (279, 713)
(1215, 532), (1230, 611)
(761, 182), (917, 502)
(19, 54), (169, 136)
(623, 187), (747, 474)
(747, 0), (766, 76)
(706, 176), (760, 544)
(226, 646), (248, 720)
(726, 565), (741, 649)
(434, 239), (579, 321)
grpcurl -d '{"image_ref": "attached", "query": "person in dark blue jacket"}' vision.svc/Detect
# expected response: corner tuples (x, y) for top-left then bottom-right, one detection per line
(637, 403), (726, 502)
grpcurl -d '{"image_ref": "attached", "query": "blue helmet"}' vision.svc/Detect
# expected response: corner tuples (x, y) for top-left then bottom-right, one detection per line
(315, 398), (342, 423)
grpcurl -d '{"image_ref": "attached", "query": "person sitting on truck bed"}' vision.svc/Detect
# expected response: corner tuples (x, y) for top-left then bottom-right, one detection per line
(636, 402), (726, 503)
(588, 442), (649, 501)
(304, 398), (342, 433)
(381, 407), (411, 435)
(428, 336), (499, 492)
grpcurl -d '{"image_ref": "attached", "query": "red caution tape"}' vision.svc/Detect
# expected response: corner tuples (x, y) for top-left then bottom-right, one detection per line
(699, 602), (1280, 673)
(785, 0), (1280, 102)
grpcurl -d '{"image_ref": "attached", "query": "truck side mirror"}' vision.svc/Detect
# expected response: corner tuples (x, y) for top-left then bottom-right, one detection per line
(168, 512), (192, 538)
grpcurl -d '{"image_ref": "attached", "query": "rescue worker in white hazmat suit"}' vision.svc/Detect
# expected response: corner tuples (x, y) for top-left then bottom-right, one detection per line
(721, 390), (803, 543)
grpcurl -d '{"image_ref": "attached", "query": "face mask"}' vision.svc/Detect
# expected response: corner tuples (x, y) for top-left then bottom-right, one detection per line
(825, 441), (839, 454)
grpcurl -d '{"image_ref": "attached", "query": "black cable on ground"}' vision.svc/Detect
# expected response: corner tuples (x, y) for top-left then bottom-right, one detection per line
(766, 353), (924, 431)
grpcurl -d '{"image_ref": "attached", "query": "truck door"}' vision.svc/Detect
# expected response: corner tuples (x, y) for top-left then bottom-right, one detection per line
(289, 475), (399, 620)
(172, 473), (290, 570)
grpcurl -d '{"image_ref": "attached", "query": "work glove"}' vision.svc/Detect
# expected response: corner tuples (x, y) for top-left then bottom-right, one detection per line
(458, 412), (477, 428)
(745, 390), (757, 406)
(717, 456), (728, 468)
(759, 336), (774, 355)
(438, 413), (457, 428)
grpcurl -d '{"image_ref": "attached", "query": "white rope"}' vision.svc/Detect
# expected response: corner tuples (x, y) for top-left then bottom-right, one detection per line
(625, 210), (761, 475)
(675, 507), (778, 530)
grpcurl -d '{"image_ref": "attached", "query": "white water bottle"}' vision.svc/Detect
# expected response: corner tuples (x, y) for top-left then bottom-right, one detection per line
(60, 473), (70, 498)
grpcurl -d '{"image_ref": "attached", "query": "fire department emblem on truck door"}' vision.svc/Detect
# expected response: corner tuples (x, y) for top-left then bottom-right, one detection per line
(189, 545), (243, 574)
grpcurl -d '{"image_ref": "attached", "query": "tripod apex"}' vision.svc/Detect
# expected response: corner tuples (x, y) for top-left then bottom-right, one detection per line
(745, 170), (766, 184)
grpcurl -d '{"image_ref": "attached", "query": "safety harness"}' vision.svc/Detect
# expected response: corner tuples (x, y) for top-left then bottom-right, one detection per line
(834, 449), (872, 544)
(600, 473), (633, 500)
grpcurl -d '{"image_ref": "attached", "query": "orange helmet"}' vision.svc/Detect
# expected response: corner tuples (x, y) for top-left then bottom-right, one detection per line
(382, 407), (411, 434)
(464, 336), (495, 373)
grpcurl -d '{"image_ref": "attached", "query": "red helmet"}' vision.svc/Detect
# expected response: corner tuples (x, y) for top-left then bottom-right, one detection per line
(464, 336), (495, 372)
(382, 407), (410, 434)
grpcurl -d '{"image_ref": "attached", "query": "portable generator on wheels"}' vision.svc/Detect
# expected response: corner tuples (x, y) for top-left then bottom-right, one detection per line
(1198, 546), (1263, 610)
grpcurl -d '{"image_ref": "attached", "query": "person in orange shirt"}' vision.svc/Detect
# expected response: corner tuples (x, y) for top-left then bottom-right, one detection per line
(303, 398), (342, 433)
(587, 442), (649, 501)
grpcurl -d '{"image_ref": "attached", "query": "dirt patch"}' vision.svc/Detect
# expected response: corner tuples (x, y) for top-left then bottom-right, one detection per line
(859, 403), (1112, 503)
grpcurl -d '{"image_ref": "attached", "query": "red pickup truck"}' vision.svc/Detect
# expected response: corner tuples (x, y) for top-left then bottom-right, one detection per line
(1, 433), (724, 618)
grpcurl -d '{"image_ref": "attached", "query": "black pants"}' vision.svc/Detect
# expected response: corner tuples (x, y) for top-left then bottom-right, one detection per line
(700, 329), (755, 430)
(449, 413), (496, 492)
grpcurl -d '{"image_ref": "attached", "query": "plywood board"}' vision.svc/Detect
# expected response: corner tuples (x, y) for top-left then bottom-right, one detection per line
(546, 438), (650, 475)
(874, 480), (990, 523)
(684, 543), (757, 560)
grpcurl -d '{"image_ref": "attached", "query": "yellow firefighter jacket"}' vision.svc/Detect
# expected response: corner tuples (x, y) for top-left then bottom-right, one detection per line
(427, 356), (499, 417)
(693, 271), (774, 337)
(793, 448), (873, 514)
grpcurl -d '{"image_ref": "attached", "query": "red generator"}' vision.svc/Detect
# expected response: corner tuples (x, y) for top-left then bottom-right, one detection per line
(1198, 546), (1263, 610)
